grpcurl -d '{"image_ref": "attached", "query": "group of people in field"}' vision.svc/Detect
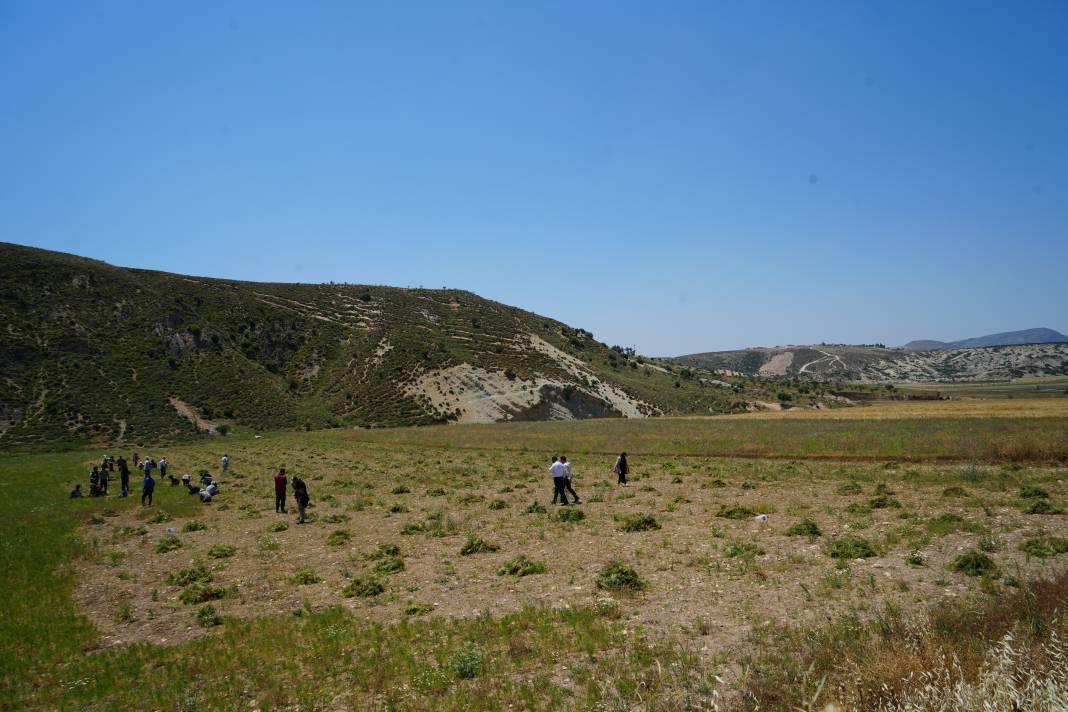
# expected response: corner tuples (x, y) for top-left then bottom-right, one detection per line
(548, 451), (630, 505)
(71, 453), (231, 506)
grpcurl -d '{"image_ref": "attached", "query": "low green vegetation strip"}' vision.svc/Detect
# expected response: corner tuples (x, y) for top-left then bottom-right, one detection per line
(341, 416), (1068, 462)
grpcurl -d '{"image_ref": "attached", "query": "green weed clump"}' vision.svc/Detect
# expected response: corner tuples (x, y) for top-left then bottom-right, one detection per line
(717, 505), (756, 520)
(181, 519), (207, 533)
(723, 541), (765, 559)
(268, 521), (289, 532)
(155, 535), (183, 554)
(1019, 486), (1049, 499)
(146, 510), (172, 524)
(523, 502), (548, 514)
(828, 536), (877, 560)
(449, 646), (483, 679)
(615, 512), (660, 532)
(942, 486), (967, 497)
(343, 574), (384, 598)
(391, 485), (410, 495)
(291, 566), (323, 585)
(166, 562), (211, 587)
(869, 495), (902, 509)
(327, 530), (351, 546)
(785, 519), (822, 538)
(497, 555), (546, 577)
(1019, 537), (1068, 558)
(1024, 499), (1064, 515)
(927, 512), (966, 535)
(196, 604), (222, 627)
(951, 551), (997, 577)
(404, 601), (433, 616)
(321, 513), (351, 525)
(365, 543), (401, 560)
(488, 499), (509, 510)
(555, 508), (585, 523)
(595, 560), (646, 591)
(372, 556), (405, 575)
(207, 544), (236, 559)
(179, 582), (230, 605)
(905, 550), (927, 567)
(459, 536), (500, 556)
(836, 481), (863, 495)
(113, 602), (134, 624)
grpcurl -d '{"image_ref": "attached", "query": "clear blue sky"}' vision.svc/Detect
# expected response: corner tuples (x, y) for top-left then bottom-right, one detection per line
(2, 1), (1066, 354)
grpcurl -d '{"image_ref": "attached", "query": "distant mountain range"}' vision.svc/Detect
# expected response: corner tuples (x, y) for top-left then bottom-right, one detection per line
(902, 328), (1068, 351)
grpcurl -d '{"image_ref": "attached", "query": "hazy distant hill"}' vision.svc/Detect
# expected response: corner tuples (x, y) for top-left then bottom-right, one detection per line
(903, 328), (1068, 351)
(671, 341), (1068, 383)
(0, 243), (844, 447)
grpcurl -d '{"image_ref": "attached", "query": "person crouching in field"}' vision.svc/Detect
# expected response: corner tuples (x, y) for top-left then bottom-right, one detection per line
(560, 455), (581, 504)
(613, 452), (629, 486)
(292, 475), (309, 524)
(550, 455), (570, 506)
(274, 467), (288, 513)
(141, 469), (155, 506)
(69, 483), (82, 498)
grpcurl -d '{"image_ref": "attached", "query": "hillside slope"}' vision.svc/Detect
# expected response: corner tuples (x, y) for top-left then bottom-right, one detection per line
(671, 342), (1068, 383)
(0, 243), (841, 447)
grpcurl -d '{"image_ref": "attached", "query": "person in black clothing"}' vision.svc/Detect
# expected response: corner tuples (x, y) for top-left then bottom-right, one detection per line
(292, 475), (309, 524)
(89, 467), (101, 497)
(613, 452), (629, 485)
(118, 456), (130, 497)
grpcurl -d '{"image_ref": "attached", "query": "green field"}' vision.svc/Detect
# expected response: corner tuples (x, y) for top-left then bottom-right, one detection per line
(2, 413), (1067, 710)
(340, 413), (1068, 462)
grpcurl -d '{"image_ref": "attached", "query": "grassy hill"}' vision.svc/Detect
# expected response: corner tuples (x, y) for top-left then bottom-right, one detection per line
(0, 243), (851, 448)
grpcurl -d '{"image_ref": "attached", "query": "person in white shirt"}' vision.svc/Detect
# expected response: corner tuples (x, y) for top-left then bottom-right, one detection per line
(560, 455), (580, 504)
(221, 454), (229, 473)
(549, 455), (570, 505)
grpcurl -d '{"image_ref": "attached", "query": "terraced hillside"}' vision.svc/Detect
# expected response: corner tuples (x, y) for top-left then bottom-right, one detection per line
(0, 243), (845, 447)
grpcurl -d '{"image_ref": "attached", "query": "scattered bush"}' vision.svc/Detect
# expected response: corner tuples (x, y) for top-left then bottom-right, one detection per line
(836, 481), (863, 495)
(449, 646), (484, 679)
(181, 519), (207, 533)
(595, 560), (646, 591)
(828, 536), (877, 560)
(869, 495), (902, 509)
(373, 556), (405, 575)
(147, 510), (172, 524)
(723, 541), (765, 559)
(1019, 486), (1049, 499)
(497, 555), (546, 577)
(196, 604), (222, 627)
(207, 544), (236, 559)
(1025, 499), (1063, 515)
(785, 518), (822, 538)
(166, 562), (211, 587)
(488, 499), (509, 510)
(327, 530), (351, 546)
(321, 513), (351, 524)
(343, 575), (384, 598)
(942, 486), (968, 497)
(405, 602), (433, 616)
(952, 550), (997, 577)
(391, 485), (410, 495)
(365, 543), (401, 560)
(291, 566), (322, 585)
(459, 536), (500, 556)
(555, 508), (585, 523)
(155, 534), (182, 554)
(905, 550), (927, 567)
(717, 505), (756, 520)
(523, 502), (547, 514)
(179, 582), (230, 605)
(269, 521), (289, 532)
(615, 512), (660, 532)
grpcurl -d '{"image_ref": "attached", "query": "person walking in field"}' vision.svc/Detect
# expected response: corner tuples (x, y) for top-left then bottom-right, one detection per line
(159, 457), (168, 479)
(274, 467), (288, 513)
(613, 452), (629, 486)
(291, 475), (309, 524)
(120, 462), (130, 495)
(560, 455), (581, 504)
(132, 452), (140, 469)
(221, 454), (229, 474)
(118, 455), (130, 497)
(549, 455), (570, 506)
(141, 469), (155, 506)
(98, 462), (109, 495)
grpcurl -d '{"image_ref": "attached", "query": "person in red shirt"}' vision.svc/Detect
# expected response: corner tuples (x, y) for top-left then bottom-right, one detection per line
(274, 467), (288, 513)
